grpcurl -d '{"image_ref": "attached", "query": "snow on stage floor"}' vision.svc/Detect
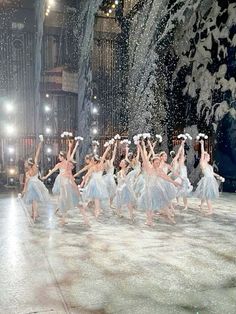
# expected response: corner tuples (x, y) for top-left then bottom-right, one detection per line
(0, 192), (236, 313)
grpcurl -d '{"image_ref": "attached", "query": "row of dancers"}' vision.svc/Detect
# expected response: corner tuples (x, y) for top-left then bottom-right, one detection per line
(21, 136), (224, 227)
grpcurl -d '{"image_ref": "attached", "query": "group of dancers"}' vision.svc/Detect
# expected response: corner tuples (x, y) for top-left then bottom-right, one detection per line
(21, 133), (224, 227)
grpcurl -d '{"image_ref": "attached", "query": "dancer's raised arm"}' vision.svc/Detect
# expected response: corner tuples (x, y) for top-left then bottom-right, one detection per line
(70, 141), (79, 163)
(138, 143), (150, 169)
(109, 141), (117, 165)
(200, 140), (206, 164)
(147, 140), (156, 159)
(100, 145), (111, 163)
(67, 140), (74, 160)
(124, 145), (130, 164)
(34, 141), (43, 165)
(41, 164), (60, 180)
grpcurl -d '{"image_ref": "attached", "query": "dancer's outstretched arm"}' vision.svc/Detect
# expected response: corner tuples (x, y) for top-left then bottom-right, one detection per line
(34, 141), (43, 165)
(158, 169), (180, 187)
(74, 164), (91, 178)
(41, 164), (60, 180)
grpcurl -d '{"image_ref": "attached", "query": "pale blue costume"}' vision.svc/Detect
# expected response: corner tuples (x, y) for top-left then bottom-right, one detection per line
(103, 166), (117, 199)
(138, 172), (169, 211)
(176, 165), (193, 197)
(23, 173), (49, 205)
(83, 171), (109, 201)
(195, 164), (219, 200)
(52, 162), (81, 212)
(127, 162), (145, 197)
(114, 170), (136, 208)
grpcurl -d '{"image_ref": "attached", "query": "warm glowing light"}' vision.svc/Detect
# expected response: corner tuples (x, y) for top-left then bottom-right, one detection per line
(106, 13), (109, 16)
(112, 4), (116, 8)
(9, 168), (16, 175)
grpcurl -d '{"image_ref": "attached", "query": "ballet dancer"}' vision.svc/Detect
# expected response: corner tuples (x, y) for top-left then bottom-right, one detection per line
(81, 145), (111, 219)
(195, 140), (224, 215)
(174, 140), (193, 210)
(22, 137), (49, 222)
(42, 140), (89, 226)
(103, 141), (118, 208)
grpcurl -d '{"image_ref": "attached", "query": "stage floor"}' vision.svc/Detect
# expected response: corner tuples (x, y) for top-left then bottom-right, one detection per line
(0, 192), (236, 314)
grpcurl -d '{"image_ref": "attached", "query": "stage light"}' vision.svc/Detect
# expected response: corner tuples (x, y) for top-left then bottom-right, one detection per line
(10, 158), (14, 162)
(44, 105), (51, 112)
(5, 102), (14, 113)
(92, 128), (98, 135)
(93, 95), (97, 100)
(9, 178), (14, 183)
(46, 147), (52, 154)
(45, 127), (51, 134)
(115, 0), (119, 4)
(9, 168), (16, 175)
(48, 0), (55, 5)
(46, 12), (49, 16)
(106, 13), (109, 17)
(112, 4), (115, 8)
(92, 107), (98, 114)
(8, 147), (15, 154)
(46, 93), (49, 98)
(5, 124), (16, 136)
(109, 9), (112, 13)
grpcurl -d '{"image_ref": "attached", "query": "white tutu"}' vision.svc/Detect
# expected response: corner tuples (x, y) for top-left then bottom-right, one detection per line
(176, 165), (193, 197)
(83, 171), (109, 202)
(195, 165), (219, 200)
(138, 173), (169, 212)
(114, 171), (136, 208)
(23, 175), (49, 205)
(103, 166), (117, 198)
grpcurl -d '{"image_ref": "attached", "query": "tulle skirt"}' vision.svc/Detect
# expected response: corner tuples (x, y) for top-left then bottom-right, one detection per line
(52, 174), (61, 195)
(138, 179), (169, 212)
(57, 176), (81, 212)
(133, 174), (145, 197)
(114, 183), (136, 208)
(195, 176), (219, 200)
(23, 176), (49, 205)
(83, 176), (109, 201)
(176, 177), (193, 198)
(103, 173), (117, 198)
(159, 178), (177, 202)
